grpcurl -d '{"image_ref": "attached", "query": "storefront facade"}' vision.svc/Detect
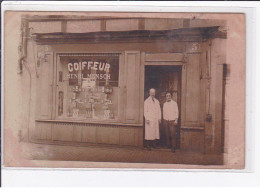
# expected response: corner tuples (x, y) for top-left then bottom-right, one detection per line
(19, 15), (227, 154)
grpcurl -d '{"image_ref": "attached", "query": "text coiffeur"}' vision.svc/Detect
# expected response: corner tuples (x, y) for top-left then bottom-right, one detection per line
(67, 61), (111, 80)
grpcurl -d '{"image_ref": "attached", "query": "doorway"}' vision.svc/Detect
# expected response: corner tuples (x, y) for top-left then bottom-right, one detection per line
(144, 65), (182, 149)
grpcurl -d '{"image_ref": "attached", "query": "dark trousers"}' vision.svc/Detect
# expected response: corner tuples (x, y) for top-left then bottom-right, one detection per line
(163, 120), (176, 148)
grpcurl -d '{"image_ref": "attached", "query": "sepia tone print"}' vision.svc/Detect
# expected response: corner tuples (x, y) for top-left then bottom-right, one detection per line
(3, 11), (245, 169)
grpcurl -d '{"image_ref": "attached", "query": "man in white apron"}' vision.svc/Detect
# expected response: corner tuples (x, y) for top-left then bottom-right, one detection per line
(144, 88), (161, 150)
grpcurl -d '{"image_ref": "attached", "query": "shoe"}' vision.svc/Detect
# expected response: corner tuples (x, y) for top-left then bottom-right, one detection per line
(171, 148), (176, 153)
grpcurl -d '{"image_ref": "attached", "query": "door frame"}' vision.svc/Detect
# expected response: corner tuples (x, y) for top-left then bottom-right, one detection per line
(141, 52), (185, 147)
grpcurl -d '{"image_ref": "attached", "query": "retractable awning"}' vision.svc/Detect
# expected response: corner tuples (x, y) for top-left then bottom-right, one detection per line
(33, 26), (226, 44)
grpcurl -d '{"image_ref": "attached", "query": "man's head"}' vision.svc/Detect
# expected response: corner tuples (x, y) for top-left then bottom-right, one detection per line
(166, 92), (172, 102)
(149, 88), (156, 98)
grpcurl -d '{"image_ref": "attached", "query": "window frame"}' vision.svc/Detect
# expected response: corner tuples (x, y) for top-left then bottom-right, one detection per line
(53, 52), (123, 123)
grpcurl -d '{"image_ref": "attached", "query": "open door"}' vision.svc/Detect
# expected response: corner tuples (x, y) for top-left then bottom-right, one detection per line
(144, 65), (182, 148)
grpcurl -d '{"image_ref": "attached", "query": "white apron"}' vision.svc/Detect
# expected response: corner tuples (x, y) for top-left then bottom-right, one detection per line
(144, 96), (161, 140)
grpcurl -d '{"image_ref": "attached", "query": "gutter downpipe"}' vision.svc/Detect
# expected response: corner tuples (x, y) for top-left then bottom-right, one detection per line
(18, 16), (32, 143)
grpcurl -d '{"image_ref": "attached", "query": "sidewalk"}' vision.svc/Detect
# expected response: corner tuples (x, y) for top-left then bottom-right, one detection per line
(26, 141), (223, 165)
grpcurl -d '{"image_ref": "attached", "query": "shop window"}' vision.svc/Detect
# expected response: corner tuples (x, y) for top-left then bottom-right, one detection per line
(57, 54), (119, 121)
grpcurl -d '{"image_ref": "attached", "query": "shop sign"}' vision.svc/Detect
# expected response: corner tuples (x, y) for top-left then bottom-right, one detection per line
(67, 61), (111, 80)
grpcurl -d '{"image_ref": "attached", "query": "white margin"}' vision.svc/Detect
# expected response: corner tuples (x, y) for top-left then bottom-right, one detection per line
(1, 1), (259, 187)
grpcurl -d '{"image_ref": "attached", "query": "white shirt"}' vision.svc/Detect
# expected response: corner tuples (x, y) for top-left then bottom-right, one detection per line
(163, 99), (179, 121)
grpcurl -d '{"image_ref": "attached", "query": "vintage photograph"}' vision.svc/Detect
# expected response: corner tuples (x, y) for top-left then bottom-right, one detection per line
(3, 11), (245, 169)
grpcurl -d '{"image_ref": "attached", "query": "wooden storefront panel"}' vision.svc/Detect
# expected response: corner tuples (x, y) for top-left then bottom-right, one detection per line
(81, 125), (97, 143)
(35, 122), (52, 140)
(119, 127), (143, 147)
(119, 128), (136, 146)
(213, 63), (224, 153)
(118, 53), (125, 123)
(180, 47), (207, 152)
(199, 51), (207, 125)
(186, 54), (200, 122)
(135, 127), (144, 147)
(52, 123), (73, 142)
(96, 127), (120, 145)
(180, 130), (204, 152)
(36, 53), (54, 119)
(35, 121), (143, 147)
(145, 53), (183, 62)
(124, 51), (141, 124)
(72, 124), (82, 142)
(181, 53), (202, 127)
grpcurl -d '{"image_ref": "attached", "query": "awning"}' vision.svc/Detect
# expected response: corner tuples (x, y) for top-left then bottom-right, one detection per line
(33, 26), (226, 44)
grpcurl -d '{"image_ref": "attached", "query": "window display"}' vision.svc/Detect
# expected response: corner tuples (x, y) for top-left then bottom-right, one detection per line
(57, 54), (119, 121)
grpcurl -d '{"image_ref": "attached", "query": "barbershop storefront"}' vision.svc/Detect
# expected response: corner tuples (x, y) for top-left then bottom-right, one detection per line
(23, 16), (227, 154)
